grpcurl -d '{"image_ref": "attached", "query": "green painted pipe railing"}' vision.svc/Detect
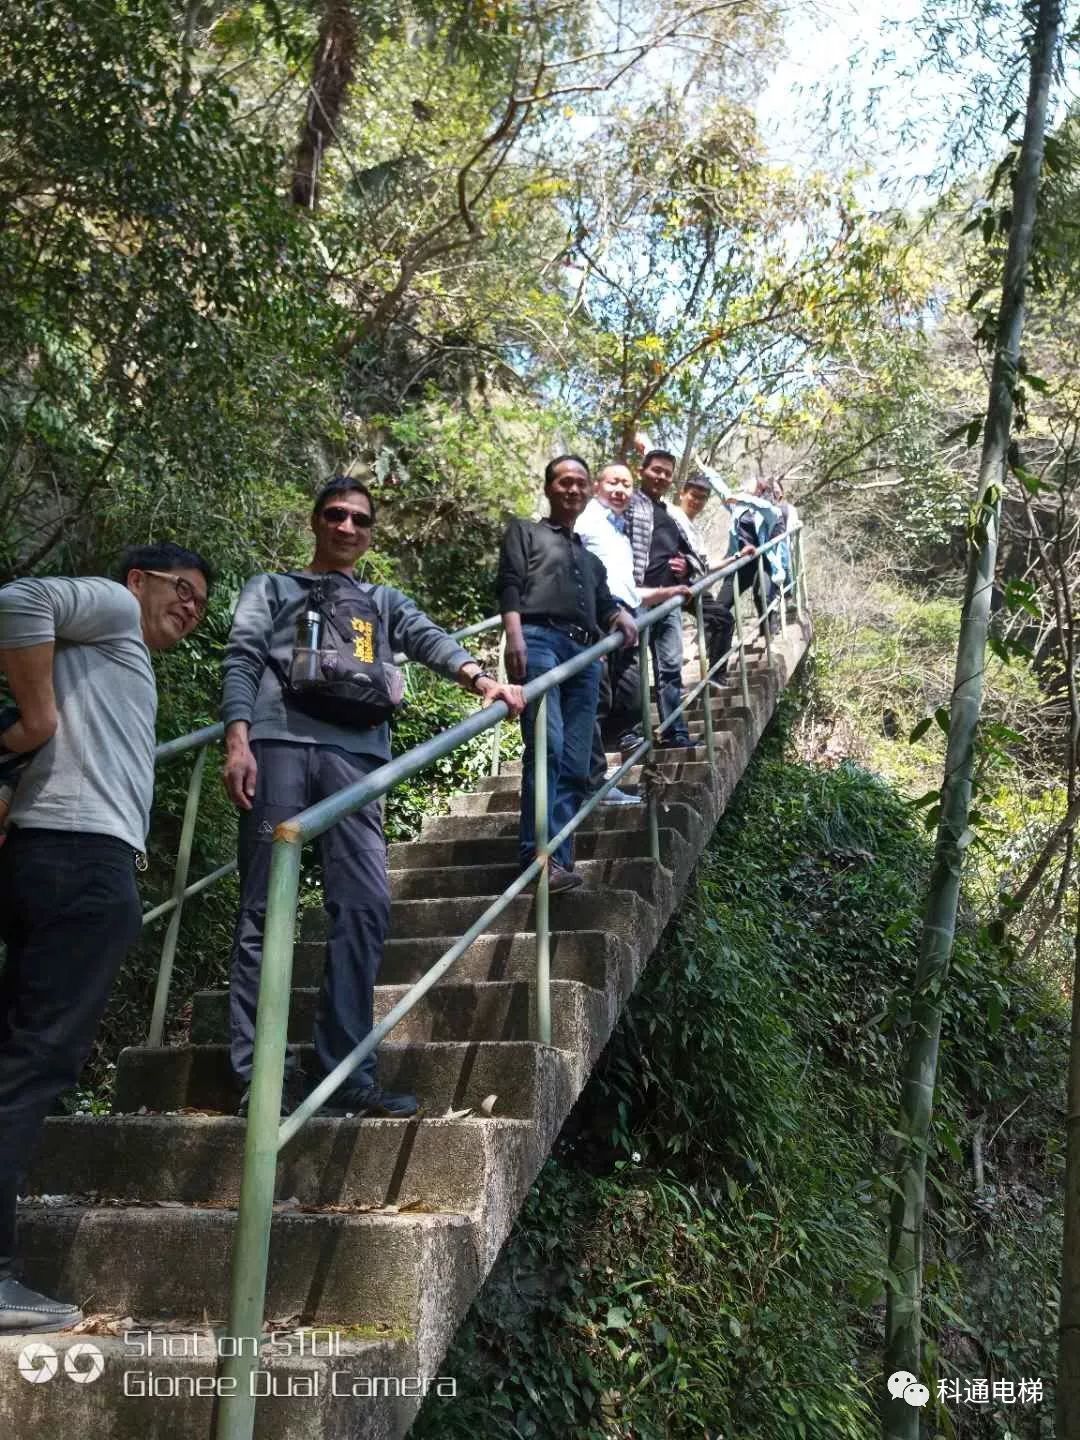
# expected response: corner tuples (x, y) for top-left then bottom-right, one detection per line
(213, 525), (804, 1439)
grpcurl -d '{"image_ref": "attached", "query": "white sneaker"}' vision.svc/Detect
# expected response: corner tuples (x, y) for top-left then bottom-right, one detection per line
(601, 785), (643, 807)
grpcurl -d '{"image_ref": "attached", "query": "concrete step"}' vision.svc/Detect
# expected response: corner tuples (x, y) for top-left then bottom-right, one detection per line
(190, 978), (606, 1052)
(295, 928), (626, 989)
(384, 855), (667, 901)
(447, 776), (714, 816)
(0, 1331), (420, 1440)
(471, 760), (715, 793)
(16, 1201), (478, 1330)
(29, 1112), (538, 1211)
(386, 825), (685, 871)
(498, 745), (712, 775)
(419, 800), (704, 848)
(304, 888), (659, 954)
(113, 1039), (576, 1118)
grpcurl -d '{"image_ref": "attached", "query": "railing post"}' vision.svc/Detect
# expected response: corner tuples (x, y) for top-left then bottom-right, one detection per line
(732, 578), (751, 712)
(533, 693), (551, 1046)
(795, 528), (809, 621)
(778, 545), (788, 640)
(757, 553), (773, 666)
(693, 593), (716, 772)
(216, 834), (302, 1440)
(148, 746), (209, 1045)
(638, 630), (659, 862)
(489, 633), (508, 778)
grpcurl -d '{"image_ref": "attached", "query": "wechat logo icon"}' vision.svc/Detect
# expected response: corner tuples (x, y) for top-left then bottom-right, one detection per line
(18, 1342), (58, 1384)
(888, 1370), (930, 1408)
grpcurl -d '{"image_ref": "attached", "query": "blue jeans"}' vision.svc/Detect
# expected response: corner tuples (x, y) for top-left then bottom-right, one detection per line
(649, 606), (691, 746)
(519, 624), (601, 870)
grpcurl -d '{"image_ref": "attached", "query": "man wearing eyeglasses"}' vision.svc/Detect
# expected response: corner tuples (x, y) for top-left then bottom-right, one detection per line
(0, 541), (211, 1333)
(221, 475), (525, 1121)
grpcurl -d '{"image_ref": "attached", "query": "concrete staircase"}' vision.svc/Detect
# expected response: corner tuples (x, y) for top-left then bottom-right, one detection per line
(0, 620), (811, 1439)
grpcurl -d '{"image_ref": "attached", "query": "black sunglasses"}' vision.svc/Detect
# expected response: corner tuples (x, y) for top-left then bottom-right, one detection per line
(320, 505), (373, 528)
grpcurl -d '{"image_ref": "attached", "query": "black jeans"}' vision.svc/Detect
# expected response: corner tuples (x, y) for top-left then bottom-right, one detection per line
(0, 828), (141, 1273)
(589, 642), (643, 789)
(228, 741), (390, 1091)
(705, 560), (774, 673)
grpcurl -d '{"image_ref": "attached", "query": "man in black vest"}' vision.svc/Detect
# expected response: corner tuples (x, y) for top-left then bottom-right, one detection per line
(221, 477), (524, 1118)
(627, 450), (693, 748)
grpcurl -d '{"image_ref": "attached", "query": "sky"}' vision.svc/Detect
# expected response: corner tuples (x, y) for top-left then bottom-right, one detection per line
(755, 0), (998, 205)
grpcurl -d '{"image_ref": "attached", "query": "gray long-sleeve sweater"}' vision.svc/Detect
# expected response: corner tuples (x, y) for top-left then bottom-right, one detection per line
(221, 571), (475, 760)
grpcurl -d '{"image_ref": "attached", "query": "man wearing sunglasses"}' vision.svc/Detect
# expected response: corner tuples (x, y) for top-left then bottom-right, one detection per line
(221, 475), (525, 1121)
(0, 540), (211, 1333)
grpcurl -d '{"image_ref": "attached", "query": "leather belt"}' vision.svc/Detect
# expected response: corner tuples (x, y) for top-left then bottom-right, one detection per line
(522, 615), (593, 646)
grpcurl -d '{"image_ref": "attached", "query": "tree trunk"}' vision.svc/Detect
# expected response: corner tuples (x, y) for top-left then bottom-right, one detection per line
(882, 4), (1061, 1435)
(292, 2), (357, 210)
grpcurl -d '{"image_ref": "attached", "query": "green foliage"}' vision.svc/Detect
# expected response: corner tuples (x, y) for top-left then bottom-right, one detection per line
(0, 0), (339, 582)
(385, 665), (521, 844)
(364, 396), (553, 625)
(417, 732), (1065, 1439)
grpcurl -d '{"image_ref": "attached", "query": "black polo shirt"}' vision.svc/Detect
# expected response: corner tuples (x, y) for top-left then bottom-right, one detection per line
(643, 497), (685, 587)
(496, 517), (619, 636)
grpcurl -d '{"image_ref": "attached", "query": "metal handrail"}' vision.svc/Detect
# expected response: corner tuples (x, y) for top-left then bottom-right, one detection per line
(140, 617), (504, 1045)
(215, 524), (805, 1438)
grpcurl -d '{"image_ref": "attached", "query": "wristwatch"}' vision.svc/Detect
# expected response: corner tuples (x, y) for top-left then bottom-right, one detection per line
(469, 670), (496, 694)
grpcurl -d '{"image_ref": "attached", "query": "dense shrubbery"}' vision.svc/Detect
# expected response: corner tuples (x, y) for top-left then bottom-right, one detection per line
(416, 714), (1064, 1439)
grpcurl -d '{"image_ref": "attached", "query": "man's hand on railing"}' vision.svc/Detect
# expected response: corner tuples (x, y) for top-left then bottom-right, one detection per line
(223, 722), (258, 811)
(502, 612), (527, 684)
(475, 676), (526, 718)
(611, 609), (638, 649)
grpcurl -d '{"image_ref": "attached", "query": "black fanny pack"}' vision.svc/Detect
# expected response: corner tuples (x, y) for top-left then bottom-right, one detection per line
(271, 575), (405, 729)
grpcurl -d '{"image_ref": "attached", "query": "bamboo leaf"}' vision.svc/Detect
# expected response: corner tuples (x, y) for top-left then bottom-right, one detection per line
(909, 789), (941, 809)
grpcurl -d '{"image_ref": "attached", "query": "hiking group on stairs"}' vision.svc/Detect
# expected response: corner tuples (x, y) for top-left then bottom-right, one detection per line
(0, 453), (796, 1336)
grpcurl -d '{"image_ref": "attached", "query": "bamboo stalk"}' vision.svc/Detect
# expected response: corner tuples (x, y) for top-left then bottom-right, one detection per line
(883, 5), (1062, 1434)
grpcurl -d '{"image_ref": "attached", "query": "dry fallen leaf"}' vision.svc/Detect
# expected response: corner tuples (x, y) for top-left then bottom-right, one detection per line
(479, 1094), (498, 1116)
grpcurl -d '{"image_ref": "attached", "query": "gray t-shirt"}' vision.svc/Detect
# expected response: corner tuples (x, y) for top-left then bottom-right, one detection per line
(0, 577), (155, 851)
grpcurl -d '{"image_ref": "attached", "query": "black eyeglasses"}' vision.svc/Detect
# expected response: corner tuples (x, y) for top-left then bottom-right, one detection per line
(141, 570), (208, 617)
(320, 505), (373, 529)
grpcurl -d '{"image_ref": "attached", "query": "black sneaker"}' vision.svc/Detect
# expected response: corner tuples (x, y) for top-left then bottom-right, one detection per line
(319, 1085), (420, 1119)
(0, 1276), (82, 1333)
(237, 1068), (310, 1119)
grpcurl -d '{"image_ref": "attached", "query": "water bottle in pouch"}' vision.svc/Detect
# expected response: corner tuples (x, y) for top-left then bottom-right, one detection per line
(290, 601), (324, 685)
